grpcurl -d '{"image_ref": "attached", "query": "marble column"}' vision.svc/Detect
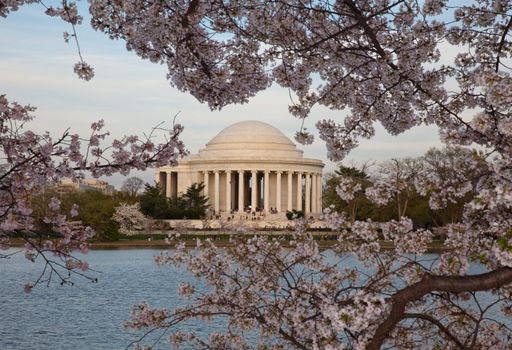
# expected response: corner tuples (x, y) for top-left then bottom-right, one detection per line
(296, 172), (302, 211)
(225, 171), (231, 212)
(214, 170), (220, 213)
(287, 171), (293, 211)
(166, 172), (172, 198)
(305, 173), (311, 214)
(203, 171), (209, 205)
(318, 174), (323, 214)
(251, 170), (257, 212)
(276, 171), (282, 212)
(238, 170), (244, 213)
(264, 171), (270, 212)
(311, 173), (317, 214)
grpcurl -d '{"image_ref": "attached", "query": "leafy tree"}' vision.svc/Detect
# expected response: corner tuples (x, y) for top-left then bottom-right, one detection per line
(335, 165), (370, 180)
(179, 182), (209, 214)
(139, 183), (170, 219)
(322, 172), (345, 212)
(365, 157), (425, 220)
(167, 183), (209, 219)
(408, 146), (487, 227)
(101, 219), (121, 242)
(329, 164), (374, 223)
(325, 152), (483, 229)
(59, 190), (128, 241)
(29, 188), (60, 235)
(139, 182), (209, 219)
(30, 188), (134, 241)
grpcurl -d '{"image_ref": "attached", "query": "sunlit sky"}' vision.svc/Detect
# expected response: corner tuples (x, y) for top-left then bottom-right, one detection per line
(0, 3), (444, 188)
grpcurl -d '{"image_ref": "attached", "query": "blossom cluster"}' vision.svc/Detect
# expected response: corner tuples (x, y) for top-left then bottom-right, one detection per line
(124, 302), (168, 330)
(112, 203), (146, 235)
(0, 94), (186, 289)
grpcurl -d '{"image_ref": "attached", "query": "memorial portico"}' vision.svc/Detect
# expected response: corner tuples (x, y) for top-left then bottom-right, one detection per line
(156, 121), (324, 217)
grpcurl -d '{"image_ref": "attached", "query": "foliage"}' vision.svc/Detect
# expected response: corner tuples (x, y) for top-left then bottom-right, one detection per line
(417, 146), (488, 225)
(335, 165), (370, 180)
(369, 157), (423, 219)
(61, 191), (120, 240)
(169, 182), (209, 219)
(139, 183), (170, 219)
(323, 148), (482, 229)
(30, 189), (139, 241)
(329, 164), (374, 223)
(179, 182), (209, 214)
(139, 182), (209, 219)
(101, 218), (121, 242)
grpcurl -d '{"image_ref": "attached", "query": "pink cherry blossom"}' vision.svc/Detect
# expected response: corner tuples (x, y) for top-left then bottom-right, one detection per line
(3, 0), (512, 348)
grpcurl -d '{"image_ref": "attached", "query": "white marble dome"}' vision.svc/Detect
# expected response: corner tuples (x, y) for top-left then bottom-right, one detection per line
(156, 120), (324, 216)
(198, 120), (302, 160)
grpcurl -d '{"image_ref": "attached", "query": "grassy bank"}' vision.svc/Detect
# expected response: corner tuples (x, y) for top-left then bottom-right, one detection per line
(8, 232), (449, 252)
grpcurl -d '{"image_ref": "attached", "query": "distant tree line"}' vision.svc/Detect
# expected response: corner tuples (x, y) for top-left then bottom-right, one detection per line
(28, 146), (478, 241)
(29, 178), (209, 241)
(323, 146), (486, 229)
(30, 189), (138, 241)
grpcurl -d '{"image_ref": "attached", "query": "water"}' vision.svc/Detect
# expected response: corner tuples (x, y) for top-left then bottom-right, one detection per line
(0, 249), (506, 349)
(0, 248), (227, 350)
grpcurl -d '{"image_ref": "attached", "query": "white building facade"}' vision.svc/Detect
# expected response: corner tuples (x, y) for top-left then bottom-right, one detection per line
(155, 121), (324, 216)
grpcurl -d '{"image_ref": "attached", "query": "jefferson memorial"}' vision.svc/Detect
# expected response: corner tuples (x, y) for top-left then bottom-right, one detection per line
(155, 121), (324, 217)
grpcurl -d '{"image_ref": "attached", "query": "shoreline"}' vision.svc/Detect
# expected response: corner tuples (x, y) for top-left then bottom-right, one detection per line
(8, 235), (450, 253)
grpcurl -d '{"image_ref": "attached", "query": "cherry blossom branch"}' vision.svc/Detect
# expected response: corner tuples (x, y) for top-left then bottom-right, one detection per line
(495, 14), (512, 72)
(403, 313), (466, 349)
(368, 267), (512, 349)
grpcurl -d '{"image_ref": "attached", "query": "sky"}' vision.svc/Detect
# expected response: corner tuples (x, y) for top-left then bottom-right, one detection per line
(0, 3), (443, 188)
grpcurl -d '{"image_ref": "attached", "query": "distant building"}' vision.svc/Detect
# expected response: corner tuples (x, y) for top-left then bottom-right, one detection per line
(57, 178), (115, 195)
(156, 121), (324, 217)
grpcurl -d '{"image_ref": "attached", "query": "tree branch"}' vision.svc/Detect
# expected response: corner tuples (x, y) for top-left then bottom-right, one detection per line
(368, 267), (512, 349)
(403, 313), (467, 349)
(495, 15), (512, 72)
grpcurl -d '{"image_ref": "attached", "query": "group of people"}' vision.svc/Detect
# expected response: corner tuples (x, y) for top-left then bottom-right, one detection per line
(206, 206), (282, 221)
(243, 206), (280, 215)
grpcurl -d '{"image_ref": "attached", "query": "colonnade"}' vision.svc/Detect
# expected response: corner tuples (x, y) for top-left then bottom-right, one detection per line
(199, 170), (322, 215)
